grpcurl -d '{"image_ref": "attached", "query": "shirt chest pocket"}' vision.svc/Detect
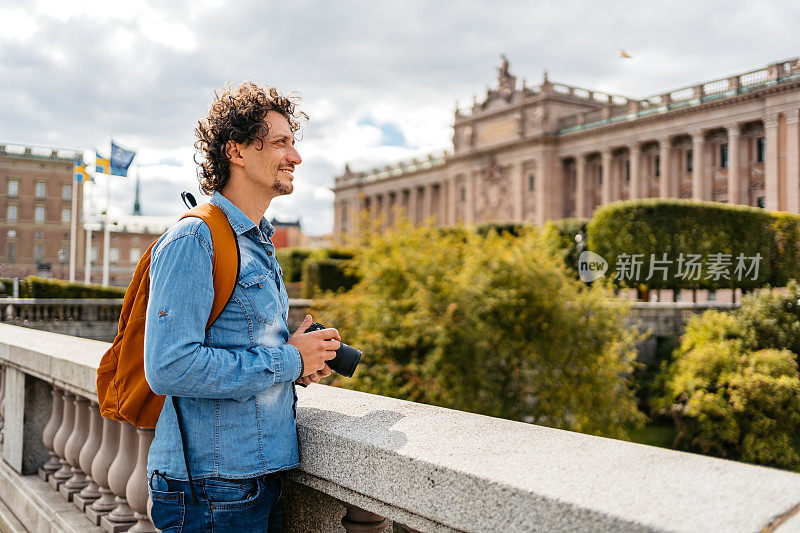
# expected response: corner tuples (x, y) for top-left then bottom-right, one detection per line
(237, 268), (278, 325)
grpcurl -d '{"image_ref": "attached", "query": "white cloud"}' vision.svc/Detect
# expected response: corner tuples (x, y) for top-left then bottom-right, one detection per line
(3, 0), (800, 236)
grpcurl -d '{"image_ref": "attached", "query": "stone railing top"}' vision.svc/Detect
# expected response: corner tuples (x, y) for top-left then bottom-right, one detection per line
(1, 298), (124, 305)
(1, 324), (800, 532)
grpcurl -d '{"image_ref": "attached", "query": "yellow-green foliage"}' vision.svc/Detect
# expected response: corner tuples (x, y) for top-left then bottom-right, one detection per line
(317, 223), (645, 439)
(657, 282), (800, 470)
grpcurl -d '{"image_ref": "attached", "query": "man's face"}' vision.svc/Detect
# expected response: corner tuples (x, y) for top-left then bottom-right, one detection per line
(240, 110), (302, 197)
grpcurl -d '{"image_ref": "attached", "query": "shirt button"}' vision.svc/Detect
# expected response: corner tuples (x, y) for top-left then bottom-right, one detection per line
(257, 283), (262, 289)
(266, 250), (273, 256)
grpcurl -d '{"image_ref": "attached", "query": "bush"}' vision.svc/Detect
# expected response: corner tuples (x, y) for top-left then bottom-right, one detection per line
(769, 212), (800, 286)
(587, 199), (776, 291)
(316, 223), (645, 438)
(275, 248), (312, 283)
(301, 258), (358, 298)
(655, 281), (800, 470)
(0, 276), (126, 298)
(474, 222), (528, 237)
(543, 217), (589, 277)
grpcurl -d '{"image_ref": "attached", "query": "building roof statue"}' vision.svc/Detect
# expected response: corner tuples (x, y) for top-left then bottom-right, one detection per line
(497, 54), (516, 95)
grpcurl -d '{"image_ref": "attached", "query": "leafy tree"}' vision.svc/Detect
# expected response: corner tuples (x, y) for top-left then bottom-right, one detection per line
(317, 223), (645, 438)
(655, 282), (800, 470)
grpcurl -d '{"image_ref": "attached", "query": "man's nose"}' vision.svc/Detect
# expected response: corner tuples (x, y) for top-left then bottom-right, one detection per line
(286, 145), (302, 165)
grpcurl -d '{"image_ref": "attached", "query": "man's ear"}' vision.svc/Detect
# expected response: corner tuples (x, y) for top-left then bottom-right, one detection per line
(226, 140), (246, 168)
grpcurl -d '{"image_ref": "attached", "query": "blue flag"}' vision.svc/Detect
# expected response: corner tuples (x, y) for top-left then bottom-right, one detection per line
(110, 141), (136, 177)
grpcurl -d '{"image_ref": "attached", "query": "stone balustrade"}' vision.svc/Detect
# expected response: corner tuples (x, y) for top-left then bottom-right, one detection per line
(1, 323), (800, 532)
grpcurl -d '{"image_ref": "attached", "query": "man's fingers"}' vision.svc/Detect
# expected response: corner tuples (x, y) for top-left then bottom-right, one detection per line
(323, 349), (338, 361)
(314, 328), (340, 341)
(291, 315), (313, 337)
(324, 339), (341, 351)
(319, 363), (332, 377)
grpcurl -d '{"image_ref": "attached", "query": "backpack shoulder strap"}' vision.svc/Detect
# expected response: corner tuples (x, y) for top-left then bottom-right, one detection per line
(179, 203), (240, 329)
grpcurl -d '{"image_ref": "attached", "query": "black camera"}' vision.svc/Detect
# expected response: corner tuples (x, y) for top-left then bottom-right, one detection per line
(304, 322), (362, 379)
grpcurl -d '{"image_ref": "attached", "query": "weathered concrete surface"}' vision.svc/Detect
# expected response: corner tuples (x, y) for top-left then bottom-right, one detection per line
(0, 458), (103, 532)
(2, 369), (51, 475)
(0, 324), (107, 398)
(294, 385), (800, 533)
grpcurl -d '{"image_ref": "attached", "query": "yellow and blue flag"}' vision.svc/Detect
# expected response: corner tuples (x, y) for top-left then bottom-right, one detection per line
(74, 157), (92, 182)
(110, 141), (136, 177)
(95, 153), (110, 174)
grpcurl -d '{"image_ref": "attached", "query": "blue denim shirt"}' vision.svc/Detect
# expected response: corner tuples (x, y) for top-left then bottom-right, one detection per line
(144, 192), (302, 480)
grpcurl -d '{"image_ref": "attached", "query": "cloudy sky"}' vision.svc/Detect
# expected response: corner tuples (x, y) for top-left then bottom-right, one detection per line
(1, 0), (798, 235)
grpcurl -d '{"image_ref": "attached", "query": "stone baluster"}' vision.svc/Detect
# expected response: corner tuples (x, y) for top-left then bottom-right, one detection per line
(341, 504), (389, 532)
(74, 402), (103, 511)
(127, 428), (157, 532)
(87, 418), (121, 525)
(50, 392), (76, 488)
(39, 386), (64, 480)
(100, 422), (137, 532)
(60, 396), (91, 500)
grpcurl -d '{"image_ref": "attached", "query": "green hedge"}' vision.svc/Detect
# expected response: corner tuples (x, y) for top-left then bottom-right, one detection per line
(0, 276), (127, 298)
(474, 222), (529, 237)
(275, 248), (312, 283)
(586, 199), (785, 291)
(301, 258), (359, 298)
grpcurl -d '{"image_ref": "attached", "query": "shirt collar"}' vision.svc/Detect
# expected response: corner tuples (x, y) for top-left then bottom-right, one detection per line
(210, 192), (274, 238)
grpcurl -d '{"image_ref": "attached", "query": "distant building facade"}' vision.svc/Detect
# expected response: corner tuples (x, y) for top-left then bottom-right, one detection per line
(333, 57), (800, 235)
(0, 144), (86, 280)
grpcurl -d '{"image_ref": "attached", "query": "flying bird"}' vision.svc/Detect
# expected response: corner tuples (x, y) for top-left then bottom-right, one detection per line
(619, 49), (633, 59)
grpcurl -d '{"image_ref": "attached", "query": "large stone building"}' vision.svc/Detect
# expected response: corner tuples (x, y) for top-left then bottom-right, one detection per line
(333, 56), (800, 235)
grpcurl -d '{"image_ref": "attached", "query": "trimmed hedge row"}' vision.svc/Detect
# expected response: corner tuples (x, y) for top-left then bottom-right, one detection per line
(543, 217), (590, 277)
(301, 258), (359, 298)
(586, 199), (799, 290)
(0, 276), (127, 298)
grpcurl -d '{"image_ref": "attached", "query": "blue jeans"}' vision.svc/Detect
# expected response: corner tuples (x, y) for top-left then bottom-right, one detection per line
(148, 471), (283, 532)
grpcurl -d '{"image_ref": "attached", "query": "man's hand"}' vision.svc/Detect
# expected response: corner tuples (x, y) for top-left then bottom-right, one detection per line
(288, 315), (340, 380)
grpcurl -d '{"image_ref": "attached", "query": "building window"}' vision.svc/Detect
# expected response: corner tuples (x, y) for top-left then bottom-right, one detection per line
(8, 179), (18, 197)
(34, 244), (44, 262)
(625, 160), (630, 182)
(36, 182), (46, 199)
(110, 247), (120, 263)
(686, 150), (693, 172)
(598, 166), (603, 185)
(654, 155), (660, 177)
(63, 184), (72, 201)
(460, 187), (466, 202)
(7, 205), (17, 221)
(528, 175), (535, 191)
(7, 230), (16, 238)
(756, 137), (765, 163)
(7, 244), (16, 264)
(35, 230), (44, 239)
(62, 208), (71, 223)
(90, 247), (98, 262)
(720, 144), (728, 168)
(130, 248), (141, 262)
(35, 206), (45, 223)
(756, 196), (765, 208)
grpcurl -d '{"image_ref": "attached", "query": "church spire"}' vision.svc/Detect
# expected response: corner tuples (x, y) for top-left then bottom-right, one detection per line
(132, 167), (142, 216)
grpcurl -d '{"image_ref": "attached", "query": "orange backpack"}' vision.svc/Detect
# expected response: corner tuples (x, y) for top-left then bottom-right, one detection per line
(96, 202), (239, 429)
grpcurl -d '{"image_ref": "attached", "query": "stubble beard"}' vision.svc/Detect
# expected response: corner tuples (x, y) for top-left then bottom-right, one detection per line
(272, 179), (293, 196)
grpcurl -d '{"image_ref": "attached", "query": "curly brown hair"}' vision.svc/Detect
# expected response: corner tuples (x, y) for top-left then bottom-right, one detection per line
(194, 82), (307, 194)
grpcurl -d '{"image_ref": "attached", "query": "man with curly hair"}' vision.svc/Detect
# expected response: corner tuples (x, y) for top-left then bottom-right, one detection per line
(144, 82), (339, 532)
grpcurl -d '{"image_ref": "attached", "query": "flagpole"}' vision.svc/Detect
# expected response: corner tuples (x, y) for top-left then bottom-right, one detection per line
(68, 173), (78, 282)
(103, 171), (111, 287)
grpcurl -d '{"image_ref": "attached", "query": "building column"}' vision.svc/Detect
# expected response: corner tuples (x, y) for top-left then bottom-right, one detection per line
(727, 124), (742, 205)
(466, 175), (476, 224)
(691, 131), (708, 200)
(601, 149), (613, 205)
(422, 185), (432, 224)
(438, 182), (448, 226)
(447, 178), (458, 225)
(629, 144), (641, 200)
(764, 112), (780, 210)
(659, 137), (672, 198)
(513, 163), (525, 221)
(408, 188), (418, 225)
(575, 154), (587, 217)
(786, 109), (800, 212)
